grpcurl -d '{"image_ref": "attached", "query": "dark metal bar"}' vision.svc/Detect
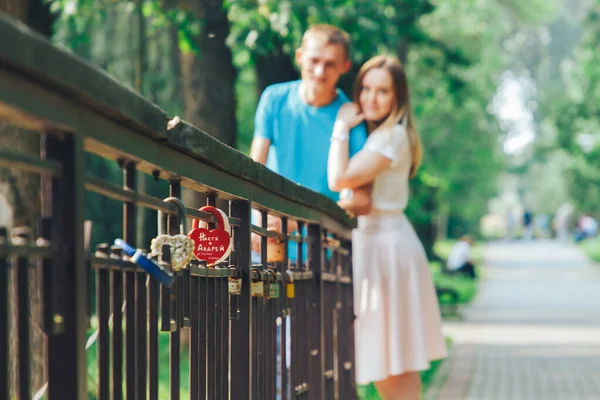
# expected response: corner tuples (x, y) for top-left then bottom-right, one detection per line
(308, 224), (324, 400)
(97, 261), (111, 400)
(214, 268), (223, 398)
(169, 181), (182, 400)
(0, 228), (7, 400)
(111, 247), (124, 400)
(198, 268), (207, 400)
(147, 278), (159, 400)
(123, 161), (138, 400)
(221, 268), (229, 398)
(189, 269), (200, 400)
(207, 277), (217, 399)
(280, 217), (289, 400)
(136, 272), (147, 400)
(0, 245), (53, 257)
(44, 133), (87, 400)
(85, 175), (216, 225)
(14, 229), (31, 400)
(0, 148), (62, 176)
(206, 193), (218, 399)
(229, 200), (252, 400)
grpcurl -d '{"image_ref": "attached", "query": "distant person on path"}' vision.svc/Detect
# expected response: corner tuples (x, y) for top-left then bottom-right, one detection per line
(553, 203), (574, 243)
(505, 210), (516, 240)
(574, 214), (599, 243)
(327, 55), (447, 400)
(446, 235), (477, 279)
(523, 209), (534, 240)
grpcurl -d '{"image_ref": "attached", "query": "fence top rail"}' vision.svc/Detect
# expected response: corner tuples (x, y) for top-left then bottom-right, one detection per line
(0, 13), (355, 230)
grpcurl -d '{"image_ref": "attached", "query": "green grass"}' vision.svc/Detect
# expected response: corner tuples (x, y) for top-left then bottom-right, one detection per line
(85, 329), (190, 399)
(580, 236), (600, 263)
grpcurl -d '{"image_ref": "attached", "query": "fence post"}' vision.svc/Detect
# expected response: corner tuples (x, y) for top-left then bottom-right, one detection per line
(44, 133), (88, 399)
(307, 223), (324, 400)
(229, 199), (252, 399)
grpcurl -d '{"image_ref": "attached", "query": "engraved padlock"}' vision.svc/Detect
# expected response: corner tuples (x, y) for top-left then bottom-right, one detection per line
(187, 205), (233, 267)
(151, 197), (195, 272)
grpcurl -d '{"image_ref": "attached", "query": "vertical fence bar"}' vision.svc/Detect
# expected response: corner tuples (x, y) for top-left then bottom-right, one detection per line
(189, 267), (200, 400)
(280, 217), (289, 400)
(0, 228), (8, 400)
(44, 133), (87, 399)
(97, 250), (111, 400)
(14, 229), (31, 400)
(199, 267), (207, 400)
(230, 199), (252, 399)
(169, 181), (181, 400)
(308, 224), (324, 400)
(207, 273), (217, 399)
(123, 161), (138, 400)
(136, 272), (147, 400)
(111, 249), (124, 400)
(323, 239), (335, 400)
(147, 278), (159, 400)
(221, 261), (229, 398)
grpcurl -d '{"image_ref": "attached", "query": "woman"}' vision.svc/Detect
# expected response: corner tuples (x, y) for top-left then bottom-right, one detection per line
(328, 55), (447, 399)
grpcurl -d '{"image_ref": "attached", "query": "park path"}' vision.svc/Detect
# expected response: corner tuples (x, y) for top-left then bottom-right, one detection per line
(431, 240), (600, 400)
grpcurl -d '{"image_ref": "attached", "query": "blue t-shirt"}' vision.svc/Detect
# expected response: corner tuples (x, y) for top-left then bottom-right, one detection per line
(252, 80), (367, 264)
(254, 80), (367, 201)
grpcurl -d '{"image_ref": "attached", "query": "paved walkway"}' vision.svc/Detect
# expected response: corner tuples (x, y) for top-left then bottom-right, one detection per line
(433, 240), (600, 400)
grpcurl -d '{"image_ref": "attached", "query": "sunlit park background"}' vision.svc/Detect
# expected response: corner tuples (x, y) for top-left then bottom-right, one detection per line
(1, 0), (600, 398)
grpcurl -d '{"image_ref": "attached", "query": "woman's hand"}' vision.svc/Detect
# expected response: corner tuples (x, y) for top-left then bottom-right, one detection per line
(336, 103), (364, 129)
(337, 183), (373, 217)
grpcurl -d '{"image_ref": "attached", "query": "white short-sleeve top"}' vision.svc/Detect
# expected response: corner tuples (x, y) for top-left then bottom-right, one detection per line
(363, 123), (412, 211)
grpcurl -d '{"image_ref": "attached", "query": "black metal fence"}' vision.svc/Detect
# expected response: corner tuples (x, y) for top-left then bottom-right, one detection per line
(0, 14), (357, 400)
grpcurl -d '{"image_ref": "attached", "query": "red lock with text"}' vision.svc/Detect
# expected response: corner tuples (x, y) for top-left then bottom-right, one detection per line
(188, 206), (233, 267)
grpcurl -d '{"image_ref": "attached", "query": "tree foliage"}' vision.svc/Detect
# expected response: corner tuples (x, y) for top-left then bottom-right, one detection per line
(35, 0), (559, 252)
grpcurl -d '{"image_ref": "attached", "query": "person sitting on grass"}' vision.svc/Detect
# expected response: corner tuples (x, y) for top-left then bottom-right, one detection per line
(446, 235), (477, 279)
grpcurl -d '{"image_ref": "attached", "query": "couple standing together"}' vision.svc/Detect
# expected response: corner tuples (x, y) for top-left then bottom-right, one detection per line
(250, 25), (447, 399)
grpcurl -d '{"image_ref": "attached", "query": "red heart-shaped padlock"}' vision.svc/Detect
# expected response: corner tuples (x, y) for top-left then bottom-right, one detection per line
(188, 206), (232, 267)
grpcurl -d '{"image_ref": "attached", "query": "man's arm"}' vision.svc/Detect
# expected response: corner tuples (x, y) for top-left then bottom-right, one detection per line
(250, 137), (271, 165)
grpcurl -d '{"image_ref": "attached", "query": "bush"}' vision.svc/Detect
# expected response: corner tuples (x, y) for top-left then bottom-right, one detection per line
(580, 236), (600, 263)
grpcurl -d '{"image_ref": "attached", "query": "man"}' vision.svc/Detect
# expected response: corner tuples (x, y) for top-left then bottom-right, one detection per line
(446, 235), (476, 279)
(250, 25), (369, 255)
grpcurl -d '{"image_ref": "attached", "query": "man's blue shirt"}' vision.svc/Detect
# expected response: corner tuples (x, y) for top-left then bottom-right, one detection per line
(254, 80), (367, 201)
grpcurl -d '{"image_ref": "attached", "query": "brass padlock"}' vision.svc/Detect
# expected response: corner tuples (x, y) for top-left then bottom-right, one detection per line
(251, 268), (264, 297)
(228, 266), (242, 295)
(286, 270), (295, 299)
(267, 229), (285, 263)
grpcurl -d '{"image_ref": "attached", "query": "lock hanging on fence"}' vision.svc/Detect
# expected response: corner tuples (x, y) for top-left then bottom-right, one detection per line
(187, 205), (233, 267)
(151, 197), (195, 272)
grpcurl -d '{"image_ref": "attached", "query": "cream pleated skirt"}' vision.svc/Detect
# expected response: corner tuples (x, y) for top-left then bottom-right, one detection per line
(352, 211), (447, 385)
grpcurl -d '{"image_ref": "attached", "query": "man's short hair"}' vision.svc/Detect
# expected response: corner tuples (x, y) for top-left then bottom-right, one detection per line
(301, 24), (350, 57)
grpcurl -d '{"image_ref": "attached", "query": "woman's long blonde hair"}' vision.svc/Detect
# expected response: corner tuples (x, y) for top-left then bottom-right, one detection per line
(353, 55), (423, 178)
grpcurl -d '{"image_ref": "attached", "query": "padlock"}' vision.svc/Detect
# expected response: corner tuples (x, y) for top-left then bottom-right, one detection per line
(286, 270), (295, 299)
(251, 281), (265, 297)
(267, 269), (280, 299)
(151, 197), (195, 272)
(228, 266), (242, 296)
(188, 206), (233, 267)
(267, 229), (285, 263)
(250, 268), (265, 298)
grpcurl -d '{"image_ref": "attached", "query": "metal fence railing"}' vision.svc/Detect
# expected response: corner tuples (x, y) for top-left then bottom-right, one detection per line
(0, 13), (357, 400)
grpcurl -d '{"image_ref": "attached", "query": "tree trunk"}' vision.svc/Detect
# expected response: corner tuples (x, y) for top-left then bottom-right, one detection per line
(178, 0), (237, 147)
(0, 0), (55, 396)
